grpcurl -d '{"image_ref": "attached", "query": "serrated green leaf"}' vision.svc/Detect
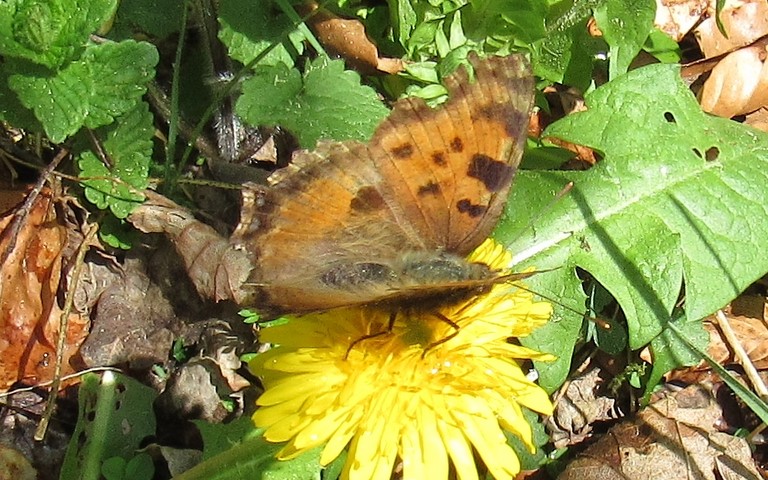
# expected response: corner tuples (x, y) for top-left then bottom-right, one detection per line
(0, 0), (118, 68)
(236, 58), (388, 148)
(8, 40), (158, 142)
(594, 0), (655, 79)
(499, 64), (768, 391)
(0, 65), (41, 130)
(77, 101), (154, 218)
(217, 0), (304, 68)
(61, 372), (157, 480)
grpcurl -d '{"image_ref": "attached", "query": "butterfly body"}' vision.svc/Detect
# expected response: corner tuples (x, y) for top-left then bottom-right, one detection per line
(232, 53), (534, 316)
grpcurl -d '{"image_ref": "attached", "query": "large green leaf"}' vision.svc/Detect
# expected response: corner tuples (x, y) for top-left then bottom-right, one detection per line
(236, 58), (388, 148)
(0, 0), (117, 68)
(77, 101), (154, 218)
(61, 372), (157, 480)
(8, 40), (158, 142)
(496, 63), (768, 389)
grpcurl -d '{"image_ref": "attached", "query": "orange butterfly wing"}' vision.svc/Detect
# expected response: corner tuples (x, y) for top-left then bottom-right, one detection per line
(232, 53), (534, 314)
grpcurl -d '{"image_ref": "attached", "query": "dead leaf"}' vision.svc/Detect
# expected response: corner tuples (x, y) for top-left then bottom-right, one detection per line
(557, 384), (760, 480)
(546, 368), (620, 448)
(127, 190), (254, 305)
(0, 190), (90, 391)
(695, 0), (768, 57)
(654, 0), (708, 42)
(744, 106), (768, 132)
(699, 44), (768, 117)
(301, 1), (404, 75)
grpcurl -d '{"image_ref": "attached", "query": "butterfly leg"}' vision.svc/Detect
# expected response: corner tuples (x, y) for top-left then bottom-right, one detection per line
(344, 310), (398, 359)
(421, 311), (460, 358)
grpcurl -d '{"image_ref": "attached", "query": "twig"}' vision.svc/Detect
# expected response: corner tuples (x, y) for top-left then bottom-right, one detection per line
(34, 221), (100, 441)
(714, 309), (768, 400)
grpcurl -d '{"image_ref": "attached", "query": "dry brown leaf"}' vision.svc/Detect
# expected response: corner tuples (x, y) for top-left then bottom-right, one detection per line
(699, 44), (768, 117)
(127, 190), (254, 305)
(695, 0), (768, 57)
(704, 314), (768, 370)
(654, 0), (708, 42)
(0, 190), (90, 391)
(655, 297), (768, 383)
(546, 368), (619, 448)
(744, 106), (768, 132)
(301, 1), (404, 75)
(557, 384), (760, 480)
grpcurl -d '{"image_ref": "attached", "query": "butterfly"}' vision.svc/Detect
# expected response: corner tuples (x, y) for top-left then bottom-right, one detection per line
(231, 53), (535, 317)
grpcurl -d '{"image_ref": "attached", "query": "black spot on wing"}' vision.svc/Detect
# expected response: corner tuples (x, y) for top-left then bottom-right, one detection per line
(418, 181), (441, 196)
(450, 137), (464, 153)
(350, 186), (385, 212)
(467, 154), (513, 192)
(431, 151), (447, 166)
(391, 143), (415, 159)
(456, 199), (487, 218)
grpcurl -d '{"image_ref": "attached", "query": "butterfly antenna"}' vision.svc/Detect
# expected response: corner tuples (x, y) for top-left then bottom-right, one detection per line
(510, 280), (612, 330)
(508, 181), (573, 240)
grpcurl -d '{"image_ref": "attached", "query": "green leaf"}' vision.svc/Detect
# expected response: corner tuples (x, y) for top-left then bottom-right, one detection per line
(505, 408), (549, 471)
(195, 417), (263, 461)
(217, 0), (304, 68)
(463, 0), (548, 49)
(499, 64), (768, 387)
(61, 372), (157, 480)
(643, 27), (682, 64)
(8, 40), (158, 142)
(236, 58), (389, 148)
(647, 311), (707, 390)
(77, 101), (154, 218)
(0, 0), (118, 68)
(593, 0), (655, 79)
(531, 1), (601, 88)
(112, 0), (183, 39)
(176, 421), (325, 480)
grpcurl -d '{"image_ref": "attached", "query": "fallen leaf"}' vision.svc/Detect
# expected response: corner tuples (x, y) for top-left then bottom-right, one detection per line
(654, 0), (708, 42)
(301, 1), (404, 75)
(695, 0), (768, 57)
(558, 384), (760, 480)
(699, 44), (768, 117)
(546, 368), (620, 448)
(0, 189), (90, 391)
(127, 190), (254, 305)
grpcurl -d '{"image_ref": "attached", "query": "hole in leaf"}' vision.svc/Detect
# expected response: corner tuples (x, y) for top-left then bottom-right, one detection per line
(692, 148), (703, 159)
(705, 146), (719, 161)
(664, 112), (676, 123)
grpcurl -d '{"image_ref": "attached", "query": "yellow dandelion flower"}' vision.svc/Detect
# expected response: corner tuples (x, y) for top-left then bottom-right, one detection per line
(250, 239), (554, 480)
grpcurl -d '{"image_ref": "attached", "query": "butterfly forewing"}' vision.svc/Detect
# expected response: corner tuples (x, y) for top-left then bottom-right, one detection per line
(232, 53), (535, 315)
